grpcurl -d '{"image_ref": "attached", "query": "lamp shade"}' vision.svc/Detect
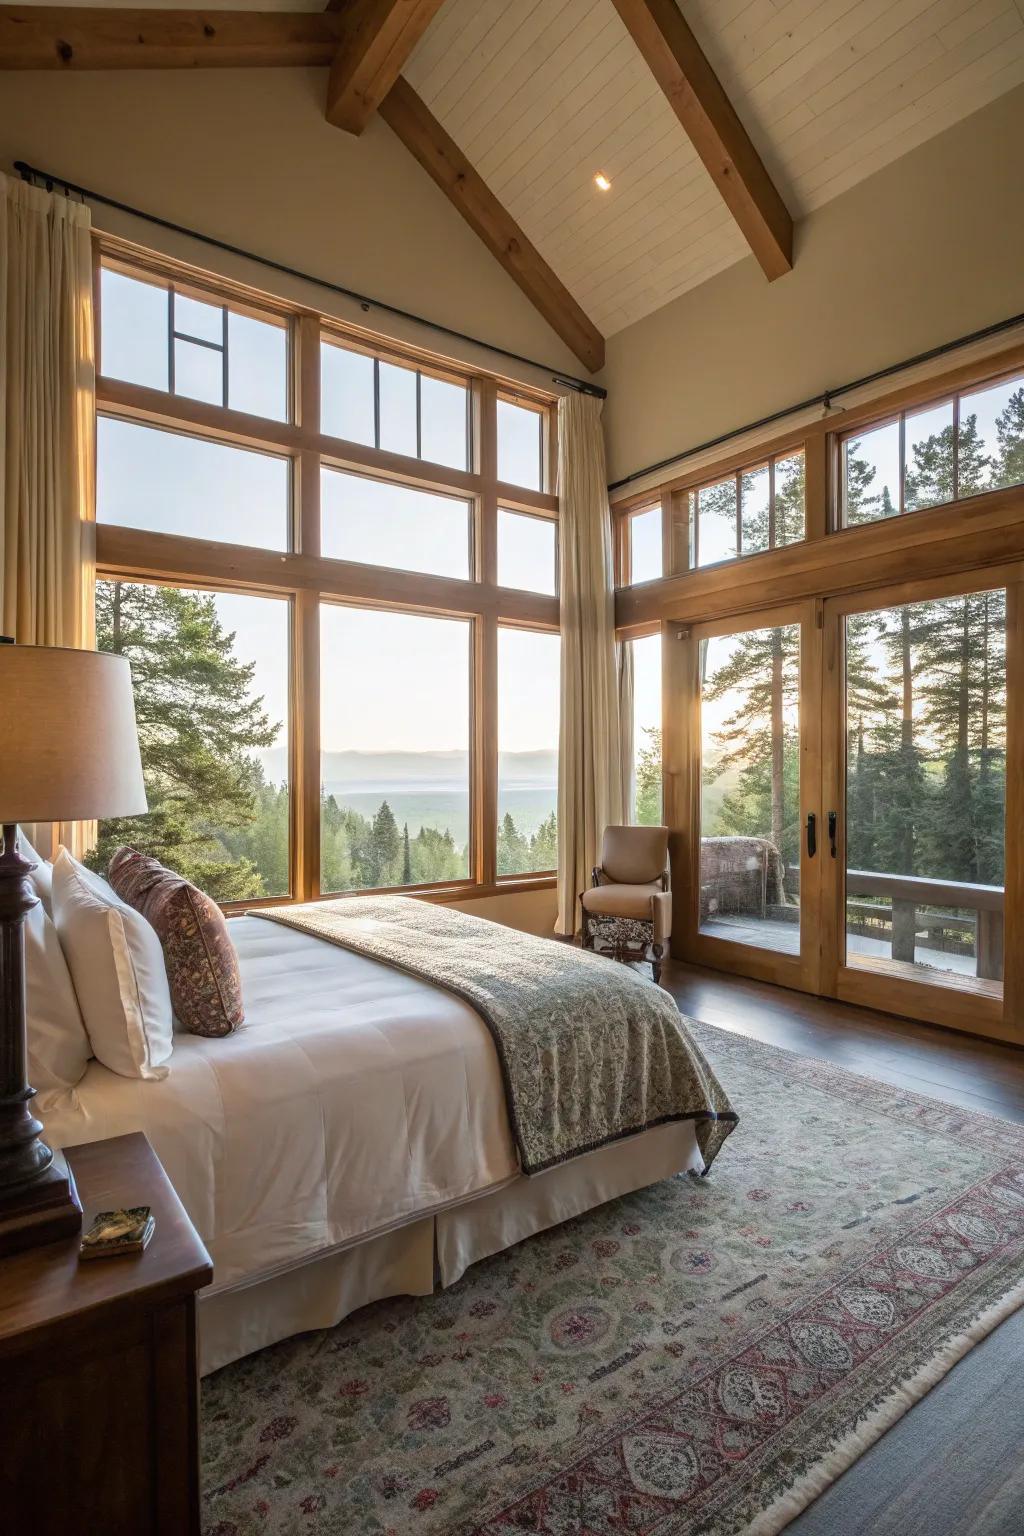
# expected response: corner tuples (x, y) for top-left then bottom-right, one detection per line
(0, 644), (147, 823)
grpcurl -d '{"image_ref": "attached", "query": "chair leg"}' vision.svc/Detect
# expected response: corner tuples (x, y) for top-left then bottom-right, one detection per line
(580, 907), (593, 950)
(651, 944), (664, 986)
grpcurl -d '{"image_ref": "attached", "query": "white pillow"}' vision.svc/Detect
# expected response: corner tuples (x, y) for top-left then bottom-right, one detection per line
(25, 898), (92, 1092)
(52, 848), (174, 1081)
(17, 828), (53, 916)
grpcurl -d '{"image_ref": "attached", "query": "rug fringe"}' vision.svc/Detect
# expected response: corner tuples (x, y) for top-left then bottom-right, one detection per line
(741, 1273), (1024, 1536)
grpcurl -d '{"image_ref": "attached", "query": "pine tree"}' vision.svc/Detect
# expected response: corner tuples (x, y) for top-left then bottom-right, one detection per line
(402, 822), (412, 886)
(703, 624), (800, 868)
(634, 726), (663, 824)
(90, 580), (277, 901)
(842, 443), (885, 525)
(905, 414), (990, 512)
(995, 387), (1024, 490)
(497, 811), (530, 876)
(529, 812), (558, 870)
(366, 800), (401, 887)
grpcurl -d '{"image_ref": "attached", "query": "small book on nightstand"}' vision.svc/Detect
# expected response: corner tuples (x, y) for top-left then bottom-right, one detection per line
(79, 1205), (155, 1259)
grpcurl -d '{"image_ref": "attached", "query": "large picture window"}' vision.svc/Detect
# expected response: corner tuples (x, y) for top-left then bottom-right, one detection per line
(319, 606), (471, 892)
(497, 627), (560, 876)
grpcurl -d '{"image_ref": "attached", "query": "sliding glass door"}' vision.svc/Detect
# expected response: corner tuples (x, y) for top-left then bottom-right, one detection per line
(667, 570), (1022, 1037)
(821, 570), (1022, 1038)
(676, 601), (823, 992)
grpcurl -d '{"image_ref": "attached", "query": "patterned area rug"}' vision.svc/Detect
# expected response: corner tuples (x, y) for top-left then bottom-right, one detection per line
(201, 1021), (1024, 1535)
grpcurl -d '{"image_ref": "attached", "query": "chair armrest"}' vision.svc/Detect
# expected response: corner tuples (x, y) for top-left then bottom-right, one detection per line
(592, 866), (603, 888)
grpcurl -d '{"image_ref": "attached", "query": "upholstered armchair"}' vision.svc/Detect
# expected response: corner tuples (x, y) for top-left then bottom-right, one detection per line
(580, 825), (672, 984)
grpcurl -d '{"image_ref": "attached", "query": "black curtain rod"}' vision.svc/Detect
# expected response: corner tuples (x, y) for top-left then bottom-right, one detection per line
(14, 159), (606, 400)
(609, 308), (1024, 492)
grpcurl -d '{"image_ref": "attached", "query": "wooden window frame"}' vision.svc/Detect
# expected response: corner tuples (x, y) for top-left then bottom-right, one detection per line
(613, 338), (1024, 1045)
(93, 233), (560, 911)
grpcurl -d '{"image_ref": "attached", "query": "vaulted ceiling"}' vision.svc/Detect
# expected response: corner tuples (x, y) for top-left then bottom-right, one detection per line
(5, 0), (1024, 352)
(404, 0), (1024, 335)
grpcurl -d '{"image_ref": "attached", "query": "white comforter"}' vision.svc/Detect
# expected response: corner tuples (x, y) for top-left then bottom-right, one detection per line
(39, 915), (519, 1292)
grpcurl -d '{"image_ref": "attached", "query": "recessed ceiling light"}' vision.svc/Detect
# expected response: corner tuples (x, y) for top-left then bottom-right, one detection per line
(593, 172), (612, 192)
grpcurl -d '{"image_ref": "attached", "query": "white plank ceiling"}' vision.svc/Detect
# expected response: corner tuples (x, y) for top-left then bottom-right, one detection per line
(404, 0), (1024, 334)
(15, 0), (1024, 333)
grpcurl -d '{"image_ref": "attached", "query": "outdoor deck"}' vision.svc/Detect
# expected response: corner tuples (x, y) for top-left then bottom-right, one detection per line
(700, 913), (979, 977)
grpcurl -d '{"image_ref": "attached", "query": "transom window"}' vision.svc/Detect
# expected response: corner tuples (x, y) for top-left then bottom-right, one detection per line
(320, 338), (469, 471)
(840, 371), (1024, 526)
(691, 449), (805, 568)
(100, 265), (289, 422)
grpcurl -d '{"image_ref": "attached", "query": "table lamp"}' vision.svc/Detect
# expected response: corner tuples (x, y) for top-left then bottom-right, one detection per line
(0, 640), (147, 1256)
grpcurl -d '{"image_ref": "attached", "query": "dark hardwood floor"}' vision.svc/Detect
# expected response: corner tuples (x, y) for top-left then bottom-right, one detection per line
(661, 958), (1024, 1536)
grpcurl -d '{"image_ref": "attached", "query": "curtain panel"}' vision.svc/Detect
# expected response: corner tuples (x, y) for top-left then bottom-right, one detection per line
(1, 174), (96, 855)
(0, 172), (95, 650)
(555, 392), (627, 935)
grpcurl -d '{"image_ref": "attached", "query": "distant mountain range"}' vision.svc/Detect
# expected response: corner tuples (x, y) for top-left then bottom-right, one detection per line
(256, 747), (557, 789)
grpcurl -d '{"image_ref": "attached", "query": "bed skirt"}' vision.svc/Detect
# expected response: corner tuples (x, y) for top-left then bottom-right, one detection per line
(199, 1120), (702, 1376)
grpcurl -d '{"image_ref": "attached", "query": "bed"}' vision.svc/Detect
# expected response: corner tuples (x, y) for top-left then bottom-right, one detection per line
(39, 912), (724, 1375)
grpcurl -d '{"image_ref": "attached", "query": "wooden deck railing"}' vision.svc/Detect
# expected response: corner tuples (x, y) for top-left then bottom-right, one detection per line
(845, 870), (1004, 980)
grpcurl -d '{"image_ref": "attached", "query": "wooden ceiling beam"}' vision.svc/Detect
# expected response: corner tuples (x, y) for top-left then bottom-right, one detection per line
(609, 0), (793, 281)
(0, 6), (343, 69)
(379, 76), (604, 374)
(324, 0), (448, 135)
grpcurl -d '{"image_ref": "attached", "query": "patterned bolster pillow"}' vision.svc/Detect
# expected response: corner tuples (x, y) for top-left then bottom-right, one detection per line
(107, 847), (244, 1038)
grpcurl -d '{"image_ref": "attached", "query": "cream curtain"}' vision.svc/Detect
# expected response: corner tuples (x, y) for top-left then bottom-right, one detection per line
(556, 392), (628, 934)
(1, 173), (96, 854)
(618, 637), (635, 822)
(1, 172), (95, 650)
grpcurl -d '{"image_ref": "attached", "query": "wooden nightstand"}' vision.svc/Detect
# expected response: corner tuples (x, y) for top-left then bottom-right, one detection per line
(0, 1132), (213, 1535)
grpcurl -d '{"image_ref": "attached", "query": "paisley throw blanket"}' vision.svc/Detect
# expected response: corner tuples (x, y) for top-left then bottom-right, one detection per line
(253, 897), (737, 1175)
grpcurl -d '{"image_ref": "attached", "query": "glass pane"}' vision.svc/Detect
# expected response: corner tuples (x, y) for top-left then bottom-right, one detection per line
(961, 374), (1024, 495)
(773, 451), (806, 546)
(630, 506), (662, 583)
(497, 628), (559, 875)
(98, 417), (289, 550)
(632, 632), (662, 824)
(321, 341), (375, 446)
(228, 311), (289, 422)
(699, 623), (801, 952)
(497, 399), (543, 490)
(844, 591), (1005, 988)
(497, 509), (557, 594)
(174, 292), (222, 344)
(90, 581), (290, 902)
(320, 606), (470, 892)
(695, 478), (738, 567)
(421, 374), (469, 470)
(321, 468), (469, 578)
(904, 400), (954, 513)
(174, 337), (223, 406)
(100, 268), (168, 391)
(740, 464), (770, 556)
(379, 360), (418, 458)
(842, 421), (900, 525)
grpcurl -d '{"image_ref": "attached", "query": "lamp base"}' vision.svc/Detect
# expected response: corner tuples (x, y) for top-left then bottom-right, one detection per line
(0, 1147), (82, 1259)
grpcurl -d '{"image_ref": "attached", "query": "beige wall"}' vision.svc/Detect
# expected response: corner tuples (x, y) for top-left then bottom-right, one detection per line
(0, 66), (581, 387)
(601, 85), (1024, 488)
(447, 886), (558, 937)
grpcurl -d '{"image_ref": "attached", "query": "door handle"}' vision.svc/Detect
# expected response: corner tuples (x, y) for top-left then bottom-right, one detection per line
(806, 812), (817, 858)
(828, 810), (837, 859)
